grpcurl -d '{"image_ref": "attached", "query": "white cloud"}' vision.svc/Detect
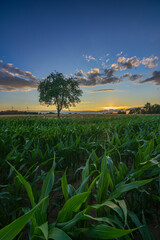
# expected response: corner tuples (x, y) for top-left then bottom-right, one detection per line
(76, 54), (159, 87)
(75, 67), (122, 86)
(141, 56), (158, 68)
(117, 56), (141, 69)
(117, 51), (123, 56)
(83, 55), (96, 62)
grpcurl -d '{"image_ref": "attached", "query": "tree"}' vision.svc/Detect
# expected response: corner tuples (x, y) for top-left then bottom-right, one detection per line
(144, 102), (151, 113)
(38, 72), (83, 118)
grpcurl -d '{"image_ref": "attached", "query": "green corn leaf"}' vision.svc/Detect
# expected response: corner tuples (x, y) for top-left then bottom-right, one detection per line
(83, 200), (123, 220)
(106, 156), (115, 186)
(57, 212), (115, 232)
(34, 222), (48, 240)
(62, 169), (68, 201)
(115, 199), (127, 226)
(83, 214), (115, 227)
(7, 161), (35, 208)
(57, 213), (84, 231)
(151, 194), (160, 201)
(57, 192), (90, 222)
(86, 224), (137, 239)
(95, 200), (123, 219)
(77, 175), (90, 194)
(128, 211), (146, 240)
(82, 159), (90, 182)
(77, 170), (99, 194)
(39, 158), (56, 201)
(97, 155), (110, 203)
(49, 227), (72, 240)
(68, 184), (76, 197)
(0, 197), (48, 240)
(109, 178), (153, 200)
(142, 211), (154, 240)
(88, 173), (101, 192)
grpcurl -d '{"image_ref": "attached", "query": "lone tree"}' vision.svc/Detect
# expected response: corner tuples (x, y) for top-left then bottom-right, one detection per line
(38, 72), (83, 118)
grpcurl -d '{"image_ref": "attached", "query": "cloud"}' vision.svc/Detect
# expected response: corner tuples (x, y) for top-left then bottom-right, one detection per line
(103, 62), (121, 79)
(76, 67), (122, 86)
(0, 60), (39, 92)
(88, 68), (99, 74)
(105, 58), (110, 63)
(86, 68), (100, 82)
(122, 73), (131, 78)
(75, 70), (84, 77)
(104, 68), (116, 77)
(139, 71), (160, 86)
(129, 74), (143, 81)
(141, 56), (158, 68)
(76, 68), (100, 86)
(117, 51), (123, 56)
(100, 76), (122, 85)
(102, 59), (110, 68)
(0, 86), (33, 92)
(99, 53), (109, 61)
(83, 55), (96, 62)
(0, 61), (37, 80)
(89, 89), (117, 93)
(117, 56), (141, 69)
(115, 56), (158, 70)
(76, 54), (159, 87)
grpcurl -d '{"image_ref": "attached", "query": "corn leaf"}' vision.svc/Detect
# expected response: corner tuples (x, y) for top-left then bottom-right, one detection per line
(7, 161), (35, 208)
(57, 192), (90, 222)
(0, 197), (47, 240)
(39, 158), (56, 201)
(62, 168), (68, 201)
(109, 179), (153, 200)
(49, 227), (72, 240)
(87, 224), (137, 239)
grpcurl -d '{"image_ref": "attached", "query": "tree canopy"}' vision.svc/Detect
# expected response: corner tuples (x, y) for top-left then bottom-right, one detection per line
(38, 72), (83, 117)
(129, 102), (160, 114)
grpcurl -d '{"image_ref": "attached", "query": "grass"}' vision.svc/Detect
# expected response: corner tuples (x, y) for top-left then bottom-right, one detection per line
(0, 115), (160, 239)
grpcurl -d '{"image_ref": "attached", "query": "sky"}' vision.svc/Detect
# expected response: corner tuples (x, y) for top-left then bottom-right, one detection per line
(0, 0), (160, 111)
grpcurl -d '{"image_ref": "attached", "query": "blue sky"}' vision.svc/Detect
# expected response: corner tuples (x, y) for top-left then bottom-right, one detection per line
(0, 0), (160, 111)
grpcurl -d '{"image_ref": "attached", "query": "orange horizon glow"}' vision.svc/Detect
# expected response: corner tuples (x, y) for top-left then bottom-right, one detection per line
(0, 104), (144, 112)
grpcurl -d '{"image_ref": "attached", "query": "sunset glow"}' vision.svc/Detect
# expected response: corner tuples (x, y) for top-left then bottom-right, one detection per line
(0, 0), (160, 112)
(103, 106), (129, 110)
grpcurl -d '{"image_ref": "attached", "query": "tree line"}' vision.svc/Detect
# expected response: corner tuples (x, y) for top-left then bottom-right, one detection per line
(129, 103), (160, 114)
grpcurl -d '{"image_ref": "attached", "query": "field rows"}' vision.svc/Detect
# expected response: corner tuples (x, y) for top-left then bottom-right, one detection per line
(0, 115), (160, 239)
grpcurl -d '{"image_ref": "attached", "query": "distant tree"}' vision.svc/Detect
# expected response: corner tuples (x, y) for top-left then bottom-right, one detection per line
(129, 107), (142, 114)
(129, 102), (160, 114)
(118, 110), (126, 114)
(38, 72), (83, 118)
(152, 104), (160, 114)
(144, 102), (151, 113)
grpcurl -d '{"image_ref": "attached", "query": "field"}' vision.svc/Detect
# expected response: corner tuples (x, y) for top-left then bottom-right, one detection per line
(0, 115), (160, 240)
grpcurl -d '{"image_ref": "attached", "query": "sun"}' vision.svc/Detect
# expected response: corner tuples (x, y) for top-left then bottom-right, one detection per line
(103, 106), (128, 110)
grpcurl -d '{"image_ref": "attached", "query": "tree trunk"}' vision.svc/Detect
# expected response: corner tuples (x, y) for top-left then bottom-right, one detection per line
(57, 110), (60, 119)
(57, 105), (60, 119)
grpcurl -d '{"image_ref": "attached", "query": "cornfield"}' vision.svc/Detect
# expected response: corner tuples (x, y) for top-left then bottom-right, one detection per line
(0, 115), (160, 239)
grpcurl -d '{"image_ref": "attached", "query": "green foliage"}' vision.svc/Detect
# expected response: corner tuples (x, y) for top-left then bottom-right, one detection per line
(0, 115), (160, 239)
(86, 225), (137, 239)
(129, 102), (160, 114)
(0, 197), (48, 240)
(37, 72), (83, 117)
